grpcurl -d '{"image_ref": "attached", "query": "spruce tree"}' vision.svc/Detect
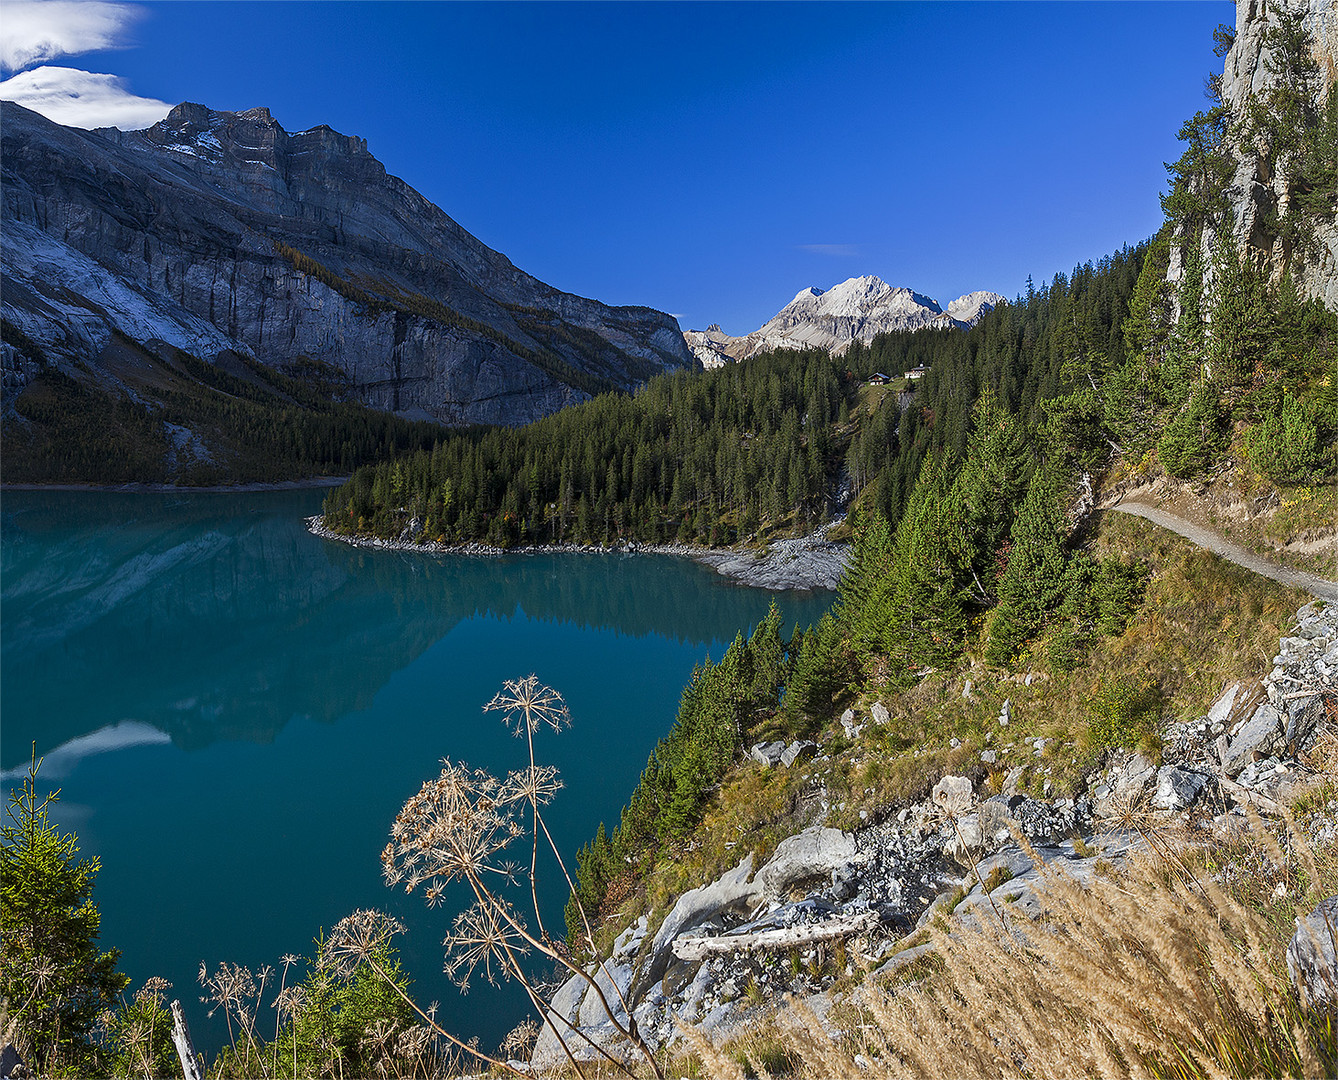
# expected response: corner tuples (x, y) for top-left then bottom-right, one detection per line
(1, 756), (128, 1071)
(984, 465), (1071, 667)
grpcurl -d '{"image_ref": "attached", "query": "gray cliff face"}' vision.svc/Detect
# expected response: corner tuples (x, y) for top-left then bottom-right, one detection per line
(1169, 0), (1338, 310)
(1, 101), (694, 427)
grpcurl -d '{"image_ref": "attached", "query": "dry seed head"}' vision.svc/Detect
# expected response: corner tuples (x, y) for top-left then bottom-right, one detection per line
(442, 897), (529, 991)
(322, 909), (407, 978)
(500, 763), (563, 807)
(383, 760), (522, 890)
(484, 675), (571, 737)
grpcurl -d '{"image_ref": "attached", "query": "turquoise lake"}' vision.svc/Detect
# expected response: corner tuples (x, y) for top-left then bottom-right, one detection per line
(0, 489), (834, 1057)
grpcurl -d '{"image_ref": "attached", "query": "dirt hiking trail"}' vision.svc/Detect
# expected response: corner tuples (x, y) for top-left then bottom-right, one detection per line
(1108, 500), (1338, 604)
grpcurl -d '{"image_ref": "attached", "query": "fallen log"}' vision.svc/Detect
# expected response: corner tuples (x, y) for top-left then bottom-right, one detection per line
(672, 909), (879, 961)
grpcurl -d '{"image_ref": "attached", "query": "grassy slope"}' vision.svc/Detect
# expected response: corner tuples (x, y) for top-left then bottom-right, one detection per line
(589, 509), (1310, 958)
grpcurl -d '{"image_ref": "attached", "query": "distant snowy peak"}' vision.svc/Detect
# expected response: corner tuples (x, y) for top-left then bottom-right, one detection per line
(687, 276), (1006, 362)
(944, 290), (1005, 326)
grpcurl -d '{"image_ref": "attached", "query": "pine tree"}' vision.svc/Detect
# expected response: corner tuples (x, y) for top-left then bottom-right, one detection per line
(984, 465), (1071, 667)
(1, 755), (128, 1071)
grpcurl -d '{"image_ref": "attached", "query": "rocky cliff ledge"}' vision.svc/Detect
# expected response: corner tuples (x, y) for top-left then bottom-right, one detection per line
(1170, 0), (1338, 309)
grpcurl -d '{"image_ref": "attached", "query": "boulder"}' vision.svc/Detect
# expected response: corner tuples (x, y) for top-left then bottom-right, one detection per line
(1206, 682), (1241, 731)
(980, 795), (1022, 842)
(944, 812), (983, 864)
(1288, 897), (1338, 1015)
(932, 774), (974, 817)
(781, 740), (816, 767)
(870, 702), (891, 726)
(748, 741), (786, 767)
(1222, 704), (1282, 777)
(753, 826), (865, 899)
(578, 958), (635, 1028)
(1150, 766), (1208, 812)
(531, 968), (597, 1070)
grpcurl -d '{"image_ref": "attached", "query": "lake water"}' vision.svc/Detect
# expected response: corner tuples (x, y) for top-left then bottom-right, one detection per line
(0, 489), (833, 1058)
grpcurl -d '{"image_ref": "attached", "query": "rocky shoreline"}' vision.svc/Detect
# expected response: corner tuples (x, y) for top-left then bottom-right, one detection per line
(305, 516), (849, 592)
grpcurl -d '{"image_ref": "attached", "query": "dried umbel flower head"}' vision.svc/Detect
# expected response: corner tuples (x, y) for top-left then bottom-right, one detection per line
(382, 760), (524, 896)
(135, 975), (172, 1007)
(484, 675), (571, 738)
(443, 897), (530, 992)
(499, 763), (563, 808)
(321, 909), (407, 979)
(500, 1017), (540, 1059)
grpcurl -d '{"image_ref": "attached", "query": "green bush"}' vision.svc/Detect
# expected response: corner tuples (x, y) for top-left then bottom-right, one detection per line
(1244, 392), (1322, 483)
(1087, 676), (1162, 752)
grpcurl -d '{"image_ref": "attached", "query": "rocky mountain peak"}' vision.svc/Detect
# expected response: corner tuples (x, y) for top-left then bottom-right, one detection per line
(686, 277), (1004, 362)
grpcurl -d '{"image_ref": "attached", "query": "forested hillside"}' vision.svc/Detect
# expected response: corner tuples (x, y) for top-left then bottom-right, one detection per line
(559, 7), (1338, 943)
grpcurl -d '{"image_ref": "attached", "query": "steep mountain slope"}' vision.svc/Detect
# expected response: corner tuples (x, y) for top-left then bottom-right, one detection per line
(1, 101), (694, 436)
(684, 275), (1004, 366)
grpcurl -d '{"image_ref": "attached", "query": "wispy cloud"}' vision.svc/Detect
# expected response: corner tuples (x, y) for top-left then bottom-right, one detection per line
(1, 65), (170, 128)
(797, 244), (862, 258)
(0, 1), (170, 129)
(0, 0), (141, 72)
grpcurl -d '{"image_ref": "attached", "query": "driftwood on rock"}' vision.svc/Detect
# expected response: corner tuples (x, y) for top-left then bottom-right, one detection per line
(171, 999), (205, 1080)
(671, 909), (879, 961)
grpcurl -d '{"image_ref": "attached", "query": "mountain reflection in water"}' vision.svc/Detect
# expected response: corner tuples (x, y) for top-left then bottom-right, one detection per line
(3, 489), (832, 765)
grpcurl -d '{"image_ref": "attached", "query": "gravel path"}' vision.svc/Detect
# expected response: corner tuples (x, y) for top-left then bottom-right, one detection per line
(1108, 500), (1338, 603)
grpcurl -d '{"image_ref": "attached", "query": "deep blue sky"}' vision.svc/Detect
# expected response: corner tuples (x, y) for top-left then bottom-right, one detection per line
(33, 1), (1235, 333)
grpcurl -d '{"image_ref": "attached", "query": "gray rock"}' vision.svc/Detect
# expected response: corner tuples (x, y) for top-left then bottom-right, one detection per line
(1288, 897), (1338, 1015)
(932, 774), (974, 816)
(748, 741), (786, 767)
(632, 856), (758, 1000)
(1222, 704), (1283, 777)
(753, 826), (866, 900)
(531, 968), (596, 1070)
(979, 795), (1020, 842)
(577, 958), (634, 1028)
(781, 740), (816, 768)
(999, 699), (1011, 726)
(870, 702), (891, 726)
(1150, 766), (1208, 812)
(1171, 0), (1338, 314)
(980, 749), (997, 765)
(944, 813), (983, 864)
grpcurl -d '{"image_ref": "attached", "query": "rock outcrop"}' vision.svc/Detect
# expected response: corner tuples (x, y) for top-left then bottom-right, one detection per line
(533, 602), (1338, 1071)
(684, 276), (1005, 363)
(1, 101), (694, 429)
(1169, 0), (1338, 309)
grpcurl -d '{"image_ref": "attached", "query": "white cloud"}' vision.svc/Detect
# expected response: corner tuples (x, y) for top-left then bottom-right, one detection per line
(0, 65), (170, 129)
(797, 244), (862, 257)
(0, 0), (141, 72)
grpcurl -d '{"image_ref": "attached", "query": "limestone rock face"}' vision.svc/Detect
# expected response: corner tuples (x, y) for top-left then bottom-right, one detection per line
(684, 276), (1005, 362)
(1, 101), (694, 428)
(1288, 896), (1338, 1014)
(1169, 0), (1338, 309)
